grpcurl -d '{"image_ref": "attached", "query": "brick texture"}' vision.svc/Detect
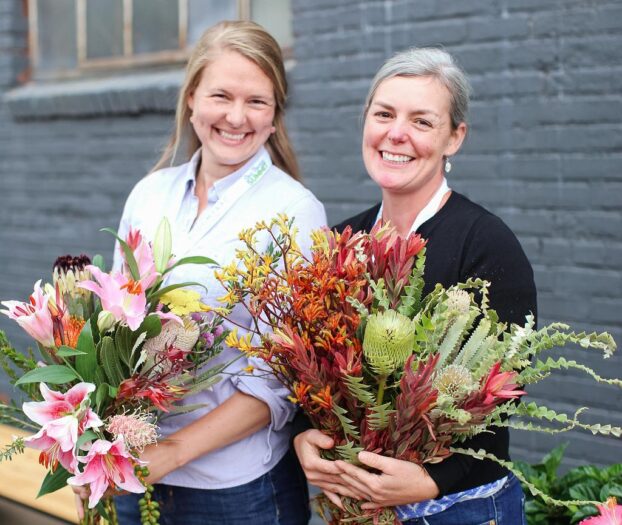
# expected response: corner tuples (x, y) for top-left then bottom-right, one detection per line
(287, 0), (622, 474)
(1, 0), (621, 489)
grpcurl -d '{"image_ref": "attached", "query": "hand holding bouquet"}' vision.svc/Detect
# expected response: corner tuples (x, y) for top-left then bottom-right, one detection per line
(217, 215), (619, 525)
(0, 219), (228, 525)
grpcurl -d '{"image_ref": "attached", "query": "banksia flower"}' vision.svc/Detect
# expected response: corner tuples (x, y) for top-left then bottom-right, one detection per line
(363, 309), (415, 376)
(106, 413), (158, 452)
(53, 254), (92, 298)
(445, 289), (471, 314)
(433, 364), (476, 402)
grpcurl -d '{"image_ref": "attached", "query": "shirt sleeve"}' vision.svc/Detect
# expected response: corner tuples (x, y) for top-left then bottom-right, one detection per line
(231, 191), (327, 436)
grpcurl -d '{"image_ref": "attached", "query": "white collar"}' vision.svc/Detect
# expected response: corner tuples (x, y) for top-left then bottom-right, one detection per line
(376, 177), (451, 234)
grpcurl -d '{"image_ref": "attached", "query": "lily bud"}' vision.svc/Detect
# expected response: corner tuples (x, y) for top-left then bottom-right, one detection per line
(97, 310), (116, 333)
(153, 217), (172, 274)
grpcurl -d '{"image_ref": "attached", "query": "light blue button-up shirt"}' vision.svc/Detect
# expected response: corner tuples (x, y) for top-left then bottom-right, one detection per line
(114, 147), (327, 489)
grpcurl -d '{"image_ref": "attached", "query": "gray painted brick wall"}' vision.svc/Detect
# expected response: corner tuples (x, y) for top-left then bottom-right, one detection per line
(288, 0), (622, 470)
(1, 0), (620, 487)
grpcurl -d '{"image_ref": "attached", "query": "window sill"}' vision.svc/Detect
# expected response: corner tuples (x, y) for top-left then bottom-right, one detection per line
(4, 70), (184, 120)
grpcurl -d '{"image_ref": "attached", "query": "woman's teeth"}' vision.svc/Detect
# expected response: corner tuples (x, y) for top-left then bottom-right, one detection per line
(382, 151), (413, 163)
(219, 130), (246, 141)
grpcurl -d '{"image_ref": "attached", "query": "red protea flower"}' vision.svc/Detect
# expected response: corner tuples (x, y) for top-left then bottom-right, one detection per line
(462, 362), (526, 414)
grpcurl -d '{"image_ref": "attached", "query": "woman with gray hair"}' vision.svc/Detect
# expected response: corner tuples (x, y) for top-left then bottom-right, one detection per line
(293, 47), (535, 523)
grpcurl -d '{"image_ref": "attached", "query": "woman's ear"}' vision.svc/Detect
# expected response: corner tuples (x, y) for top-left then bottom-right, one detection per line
(445, 122), (467, 157)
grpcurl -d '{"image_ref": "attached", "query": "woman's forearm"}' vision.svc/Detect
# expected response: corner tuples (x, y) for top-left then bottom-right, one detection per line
(145, 391), (271, 481)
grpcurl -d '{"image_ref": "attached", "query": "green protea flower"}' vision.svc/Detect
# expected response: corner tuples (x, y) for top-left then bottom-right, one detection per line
(433, 364), (476, 402)
(363, 309), (415, 376)
(445, 289), (471, 314)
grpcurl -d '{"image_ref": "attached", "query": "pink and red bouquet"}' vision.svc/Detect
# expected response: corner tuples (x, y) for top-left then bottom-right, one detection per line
(216, 216), (619, 525)
(0, 219), (227, 525)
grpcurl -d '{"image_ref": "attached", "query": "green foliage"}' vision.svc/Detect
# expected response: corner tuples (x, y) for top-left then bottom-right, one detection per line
(343, 374), (376, 406)
(332, 403), (360, 440)
(334, 441), (364, 465)
(0, 436), (25, 463)
(75, 320), (97, 382)
(15, 364), (78, 385)
(513, 443), (622, 524)
(367, 402), (395, 431)
(37, 466), (72, 497)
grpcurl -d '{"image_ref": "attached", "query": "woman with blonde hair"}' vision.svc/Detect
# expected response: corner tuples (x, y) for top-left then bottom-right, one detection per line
(83, 20), (326, 524)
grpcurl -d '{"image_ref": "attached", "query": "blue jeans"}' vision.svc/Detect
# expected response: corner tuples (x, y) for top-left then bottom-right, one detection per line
(114, 450), (310, 525)
(404, 474), (526, 525)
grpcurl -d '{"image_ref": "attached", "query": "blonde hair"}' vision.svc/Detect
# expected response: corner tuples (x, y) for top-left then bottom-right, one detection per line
(152, 21), (300, 181)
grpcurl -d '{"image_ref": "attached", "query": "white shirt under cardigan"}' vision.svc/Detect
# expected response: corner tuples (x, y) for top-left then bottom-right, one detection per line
(113, 147), (327, 489)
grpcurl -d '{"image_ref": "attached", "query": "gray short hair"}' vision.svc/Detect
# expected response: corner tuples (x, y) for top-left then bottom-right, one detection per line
(364, 47), (471, 129)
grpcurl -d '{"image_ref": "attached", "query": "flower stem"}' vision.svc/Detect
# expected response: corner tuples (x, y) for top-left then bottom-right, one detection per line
(377, 375), (387, 406)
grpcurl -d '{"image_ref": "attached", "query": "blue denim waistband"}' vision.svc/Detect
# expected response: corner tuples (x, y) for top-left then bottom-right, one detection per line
(395, 475), (508, 520)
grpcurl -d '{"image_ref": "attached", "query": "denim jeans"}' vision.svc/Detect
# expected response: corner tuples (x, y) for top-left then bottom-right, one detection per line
(114, 449), (310, 525)
(403, 474), (526, 525)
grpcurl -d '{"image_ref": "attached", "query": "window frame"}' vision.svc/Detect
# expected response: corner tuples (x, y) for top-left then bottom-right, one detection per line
(27, 0), (286, 81)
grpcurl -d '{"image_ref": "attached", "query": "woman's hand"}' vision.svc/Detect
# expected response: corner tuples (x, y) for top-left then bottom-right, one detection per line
(293, 429), (366, 508)
(335, 451), (440, 509)
(72, 485), (89, 520)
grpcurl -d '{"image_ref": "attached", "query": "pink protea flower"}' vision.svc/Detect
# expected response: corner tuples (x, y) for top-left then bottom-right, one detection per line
(78, 265), (149, 330)
(106, 413), (158, 452)
(67, 437), (146, 508)
(581, 498), (622, 524)
(1, 280), (55, 348)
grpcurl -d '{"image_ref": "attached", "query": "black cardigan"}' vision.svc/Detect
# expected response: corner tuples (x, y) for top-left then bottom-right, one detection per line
(292, 191), (537, 496)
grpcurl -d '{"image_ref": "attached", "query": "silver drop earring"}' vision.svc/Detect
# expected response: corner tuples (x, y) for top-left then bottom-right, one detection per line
(445, 157), (452, 173)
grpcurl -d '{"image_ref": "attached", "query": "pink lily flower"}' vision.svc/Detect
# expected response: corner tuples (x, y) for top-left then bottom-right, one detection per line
(25, 424), (80, 473)
(131, 236), (159, 290)
(22, 383), (102, 473)
(581, 498), (622, 524)
(0, 280), (55, 348)
(23, 384), (103, 444)
(67, 437), (146, 508)
(78, 265), (148, 330)
(121, 227), (159, 290)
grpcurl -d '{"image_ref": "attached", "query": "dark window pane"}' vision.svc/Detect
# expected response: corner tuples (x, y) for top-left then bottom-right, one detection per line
(86, 0), (124, 59)
(251, 0), (292, 49)
(37, 0), (77, 72)
(187, 0), (236, 46)
(133, 0), (178, 54)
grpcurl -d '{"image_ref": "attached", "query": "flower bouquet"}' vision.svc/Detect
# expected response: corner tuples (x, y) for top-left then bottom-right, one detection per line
(0, 219), (229, 525)
(216, 215), (619, 525)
